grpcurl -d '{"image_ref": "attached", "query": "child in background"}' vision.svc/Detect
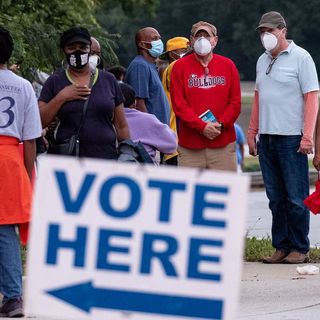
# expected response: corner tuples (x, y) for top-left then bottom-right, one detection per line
(119, 82), (177, 165)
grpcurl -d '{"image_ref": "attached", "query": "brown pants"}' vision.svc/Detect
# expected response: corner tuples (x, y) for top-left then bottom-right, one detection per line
(178, 143), (237, 172)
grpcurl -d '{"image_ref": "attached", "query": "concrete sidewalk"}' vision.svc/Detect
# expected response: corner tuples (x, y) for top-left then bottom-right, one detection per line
(238, 262), (320, 320)
(2, 262), (320, 319)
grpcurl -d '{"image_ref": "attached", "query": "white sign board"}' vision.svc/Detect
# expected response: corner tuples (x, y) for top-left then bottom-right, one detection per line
(25, 156), (249, 320)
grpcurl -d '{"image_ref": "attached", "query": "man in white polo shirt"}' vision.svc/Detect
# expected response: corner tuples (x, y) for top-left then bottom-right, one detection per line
(247, 11), (319, 264)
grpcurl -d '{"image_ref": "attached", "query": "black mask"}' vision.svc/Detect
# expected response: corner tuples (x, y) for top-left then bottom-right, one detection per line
(65, 50), (89, 69)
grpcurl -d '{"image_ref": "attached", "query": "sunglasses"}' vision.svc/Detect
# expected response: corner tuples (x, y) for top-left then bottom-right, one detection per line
(266, 57), (278, 75)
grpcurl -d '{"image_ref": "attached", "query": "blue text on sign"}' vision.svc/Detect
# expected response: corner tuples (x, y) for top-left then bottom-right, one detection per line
(45, 171), (229, 283)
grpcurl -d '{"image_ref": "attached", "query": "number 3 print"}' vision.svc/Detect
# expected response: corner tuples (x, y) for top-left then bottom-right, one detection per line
(0, 96), (15, 128)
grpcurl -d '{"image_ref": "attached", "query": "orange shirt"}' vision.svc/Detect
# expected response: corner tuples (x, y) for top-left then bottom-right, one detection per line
(0, 136), (32, 225)
(162, 61), (178, 160)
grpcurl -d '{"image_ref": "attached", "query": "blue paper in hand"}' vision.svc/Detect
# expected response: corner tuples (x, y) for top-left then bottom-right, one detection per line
(199, 109), (217, 123)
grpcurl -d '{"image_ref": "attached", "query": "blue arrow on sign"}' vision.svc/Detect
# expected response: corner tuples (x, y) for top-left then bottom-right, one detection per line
(46, 281), (223, 319)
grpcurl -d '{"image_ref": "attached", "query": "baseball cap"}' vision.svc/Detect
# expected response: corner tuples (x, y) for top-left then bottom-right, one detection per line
(191, 21), (217, 37)
(159, 37), (189, 60)
(256, 11), (286, 30)
(60, 27), (91, 47)
(165, 37), (189, 52)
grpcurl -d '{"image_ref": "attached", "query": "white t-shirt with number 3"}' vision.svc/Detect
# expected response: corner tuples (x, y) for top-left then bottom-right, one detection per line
(0, 69), (42, 141)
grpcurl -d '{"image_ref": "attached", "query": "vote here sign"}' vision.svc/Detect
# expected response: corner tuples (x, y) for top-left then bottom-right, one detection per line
(25, 156), (249, 320)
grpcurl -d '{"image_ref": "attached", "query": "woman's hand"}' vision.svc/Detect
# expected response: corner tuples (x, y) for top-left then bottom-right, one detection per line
(59, 84), (91, 102)
(39, 84), (91, 128)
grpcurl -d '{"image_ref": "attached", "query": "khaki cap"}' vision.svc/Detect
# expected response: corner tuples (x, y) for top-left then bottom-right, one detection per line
(191, 21), (217, 37)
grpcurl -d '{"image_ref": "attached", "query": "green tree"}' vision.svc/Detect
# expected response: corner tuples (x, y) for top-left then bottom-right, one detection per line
(98, 0), (320, 80)
(0, 0), (159, 78)
(0, 0), (97, 77)
(3, 0), (320, 80)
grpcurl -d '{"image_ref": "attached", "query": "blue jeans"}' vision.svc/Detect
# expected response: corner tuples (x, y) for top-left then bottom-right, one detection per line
(259, 135), (310, 253)
(0, 225), (22, 301)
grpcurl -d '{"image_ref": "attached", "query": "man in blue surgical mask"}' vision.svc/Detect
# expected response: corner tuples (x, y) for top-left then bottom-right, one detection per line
(125, 27), (170, 125)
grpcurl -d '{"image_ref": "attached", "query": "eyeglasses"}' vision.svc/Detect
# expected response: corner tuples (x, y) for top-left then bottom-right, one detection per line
(266, 57), (278, 75)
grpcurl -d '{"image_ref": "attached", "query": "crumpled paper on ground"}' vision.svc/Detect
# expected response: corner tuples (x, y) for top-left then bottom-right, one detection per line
(296, 265), (319, 275)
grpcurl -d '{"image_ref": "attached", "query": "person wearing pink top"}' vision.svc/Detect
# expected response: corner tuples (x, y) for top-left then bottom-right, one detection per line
(313, 114), (320, 170)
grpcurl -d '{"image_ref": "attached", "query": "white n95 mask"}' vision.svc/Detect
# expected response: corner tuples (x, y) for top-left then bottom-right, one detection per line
(193, 37), (212, 56)
(89, 54), (100, 71)
(261, 32), (278, 52)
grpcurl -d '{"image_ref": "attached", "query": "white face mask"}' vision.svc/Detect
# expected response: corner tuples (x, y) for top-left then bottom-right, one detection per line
(89, 54), (100, 71)
(261, 32), (280, 52)
(171, 51), (186, 60)
(193, 37), (212, 56)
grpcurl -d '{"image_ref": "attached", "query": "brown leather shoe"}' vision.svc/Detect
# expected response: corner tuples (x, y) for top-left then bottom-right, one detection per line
(262, 250), (289, 264)
(282, 251), (309, 264)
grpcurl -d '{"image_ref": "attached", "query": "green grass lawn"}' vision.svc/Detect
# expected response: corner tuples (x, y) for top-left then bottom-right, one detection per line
(21, 238), (320, 265)
(243, 156), (260, 172)
(245, 237), (320, 262)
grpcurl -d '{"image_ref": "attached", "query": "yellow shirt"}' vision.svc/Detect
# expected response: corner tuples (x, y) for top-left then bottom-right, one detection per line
(162, 61), (178, 160)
